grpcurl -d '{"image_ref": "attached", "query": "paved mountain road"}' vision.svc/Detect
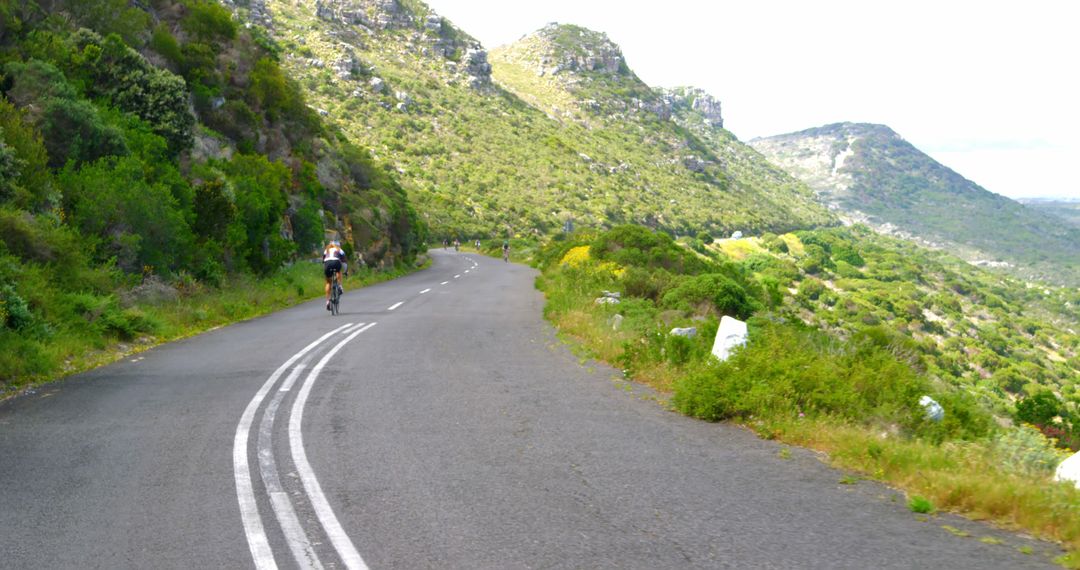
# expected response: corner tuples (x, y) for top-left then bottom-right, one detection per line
(0, 251), (1062, 569)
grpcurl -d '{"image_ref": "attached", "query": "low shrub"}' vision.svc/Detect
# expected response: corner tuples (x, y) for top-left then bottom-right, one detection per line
(661, 272), (758, 319)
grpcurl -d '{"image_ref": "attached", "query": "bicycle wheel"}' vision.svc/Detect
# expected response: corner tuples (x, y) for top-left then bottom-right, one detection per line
(330, 273), (341, 315)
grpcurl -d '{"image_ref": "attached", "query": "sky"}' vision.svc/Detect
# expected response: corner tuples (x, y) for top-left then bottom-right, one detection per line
(422, 0), (1079, 200)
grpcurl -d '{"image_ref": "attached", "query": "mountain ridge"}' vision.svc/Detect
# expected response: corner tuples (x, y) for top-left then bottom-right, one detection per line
(750, 122), (1080, 285)
(248, 3), (835, 239)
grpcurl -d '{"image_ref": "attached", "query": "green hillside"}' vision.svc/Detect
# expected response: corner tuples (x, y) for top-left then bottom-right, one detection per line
(0, 0), (423, 387)
(254, 4), (834, 239)
(1021, 198), (1080, 228)
(750, 123), (1080, 285)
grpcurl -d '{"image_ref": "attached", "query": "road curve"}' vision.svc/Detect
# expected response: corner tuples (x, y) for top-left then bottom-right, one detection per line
(0, 250), (1063, 569)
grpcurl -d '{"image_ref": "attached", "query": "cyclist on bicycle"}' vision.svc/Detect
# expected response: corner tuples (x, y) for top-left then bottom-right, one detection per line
(323, 241), (346, 311)
(502, 240), (510, 262)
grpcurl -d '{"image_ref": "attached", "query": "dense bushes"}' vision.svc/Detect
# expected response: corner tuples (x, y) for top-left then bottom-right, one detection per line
(539, 225), (1016, 448)
(661, 273), (758, 318)
(0, 0), (426, 390)
(671, 319), (991, 441)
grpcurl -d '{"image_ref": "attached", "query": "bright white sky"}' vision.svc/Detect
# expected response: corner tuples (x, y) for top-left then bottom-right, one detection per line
(423, 0), (1079, 200)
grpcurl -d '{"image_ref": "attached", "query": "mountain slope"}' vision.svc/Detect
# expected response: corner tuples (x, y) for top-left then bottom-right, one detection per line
(489, 24), (832, 237)
(0, 0), (423, 386)
(248, 3), (834, 239)
(749, 123), (1080, 285)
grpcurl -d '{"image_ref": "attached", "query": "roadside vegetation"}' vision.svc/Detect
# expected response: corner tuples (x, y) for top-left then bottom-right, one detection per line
(0, 0), (424, 391)
(536, 225), (1080, 566)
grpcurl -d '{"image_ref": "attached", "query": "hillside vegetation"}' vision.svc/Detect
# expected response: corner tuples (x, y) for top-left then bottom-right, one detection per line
(252, 2), (834, 240)
(0, 0), (423, 389)
(750, 123), (1080, 286)
(537, 225), (1080, 563)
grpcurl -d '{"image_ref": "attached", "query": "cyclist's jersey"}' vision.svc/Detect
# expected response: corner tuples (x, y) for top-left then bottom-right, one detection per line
(323, 246), (345, 262)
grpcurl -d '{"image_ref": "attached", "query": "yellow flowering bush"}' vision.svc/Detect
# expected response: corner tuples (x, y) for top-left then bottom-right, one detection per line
(560, 245), (591, 268)
(559, 245), (624, 278)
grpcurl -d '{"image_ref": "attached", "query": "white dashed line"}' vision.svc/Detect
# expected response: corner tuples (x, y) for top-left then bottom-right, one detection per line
(454, 275), (461, 279)
(420, 288), (431, 294)
(441, 281), (449, 285)
(388, 302), (403, 311)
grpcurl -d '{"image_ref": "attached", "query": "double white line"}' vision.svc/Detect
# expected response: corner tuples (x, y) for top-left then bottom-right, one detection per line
(233, 322), (376, 569)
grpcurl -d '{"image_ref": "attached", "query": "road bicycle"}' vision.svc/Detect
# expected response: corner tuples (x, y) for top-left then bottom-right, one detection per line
(329, 269), (342, 315)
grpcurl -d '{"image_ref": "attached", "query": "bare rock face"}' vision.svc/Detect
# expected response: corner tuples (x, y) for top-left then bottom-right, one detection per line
(360, 0), (412, 30)
(315, 0), (374, 27)
(664, 87), (723, 129)
(220, 0), (273, 28)
(463, 48), (492, 89)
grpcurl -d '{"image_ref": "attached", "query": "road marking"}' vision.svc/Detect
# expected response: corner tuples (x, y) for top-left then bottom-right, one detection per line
(341, 322), (367, 335)
(290, 322), (377, 570)
(441, 281), (449, 285)
(464, 270), (470, 274)
(454, 274), (460, 279)
(279, 364), (306, 392)
(420, 288), (431, 294)
(259, 362), (324, 570)
(234, 323), (353, 570)
(387, 302), (403, 311)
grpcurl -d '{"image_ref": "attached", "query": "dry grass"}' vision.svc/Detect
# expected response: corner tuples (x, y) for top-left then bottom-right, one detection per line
(768, 418), (1080, 566)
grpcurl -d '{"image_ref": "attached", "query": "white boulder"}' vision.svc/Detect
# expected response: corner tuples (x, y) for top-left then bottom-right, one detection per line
(711, 316), (748, 361)
(919, 396), (944, 422)
(1056, 452), (1080, 489)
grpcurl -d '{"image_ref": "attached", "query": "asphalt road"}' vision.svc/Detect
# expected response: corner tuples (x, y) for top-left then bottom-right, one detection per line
(0, 250), (1064, 569)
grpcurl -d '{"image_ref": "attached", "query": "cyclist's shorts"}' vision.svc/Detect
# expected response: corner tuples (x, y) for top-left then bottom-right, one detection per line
(323, 259), (343, 279)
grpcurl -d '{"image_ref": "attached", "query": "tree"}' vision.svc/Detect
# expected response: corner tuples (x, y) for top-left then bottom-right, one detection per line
(1016, 392), (1062, 427)
(59, 156), (193, 273)
(82, 34), (194, 155)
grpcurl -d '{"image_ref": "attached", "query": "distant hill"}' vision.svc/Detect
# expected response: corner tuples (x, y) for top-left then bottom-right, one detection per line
(750, 123), (1080, 285)
(251, 3), (834, 239)
(1019, 198), (1080, 228)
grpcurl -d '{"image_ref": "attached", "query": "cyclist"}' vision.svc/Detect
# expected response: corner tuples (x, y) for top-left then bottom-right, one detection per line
(502, 240), (510, 262)
(474, 239), (481, 250)
(322, 241), (346, 311)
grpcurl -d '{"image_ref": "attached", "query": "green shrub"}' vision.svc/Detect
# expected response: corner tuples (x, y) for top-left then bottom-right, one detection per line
(1016, 391), (1064, 426)
(2, 59), (78, 108)
(797, 277), (826, 302)
(82, 33), (194, 155)
(180, 0), (238, 44)
(993, 425), (1067, 475)
(908, 495), (934, 514)
(0, 98), (54, 211)
(0, 282), (33, 330)
(58, 156), (194, 272)
(40, 97), (128, 168)
(150, 25), (183, 67)
(221, 154), (293, 273)
(620, 265), (671, 301)
(591, 225), (709, 274)
(661, 273), (758, 319)
(672, 321), (960, 436)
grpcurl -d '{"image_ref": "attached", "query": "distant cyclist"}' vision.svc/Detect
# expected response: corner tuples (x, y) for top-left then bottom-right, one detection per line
(474, 239), (481, 250)
(502, 240), (510, 262)
(322, 241), (346, 311)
